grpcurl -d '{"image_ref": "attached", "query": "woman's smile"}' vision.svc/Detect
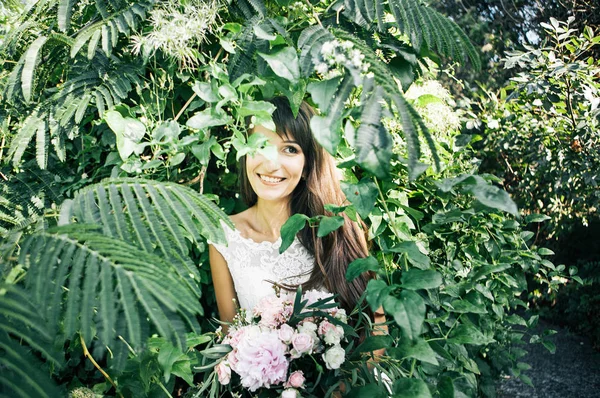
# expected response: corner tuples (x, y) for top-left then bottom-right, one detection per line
(246, 125), (305, 205)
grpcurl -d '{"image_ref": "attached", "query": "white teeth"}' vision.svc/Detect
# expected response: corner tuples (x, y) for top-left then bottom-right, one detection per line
(260, 175), (284, 183)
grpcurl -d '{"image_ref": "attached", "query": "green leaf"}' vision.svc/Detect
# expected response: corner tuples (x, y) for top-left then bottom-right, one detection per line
(388, 242), (430, 269)
(355, 86), (392, 179)
(392, 378), (432, 398)
(279, 214), (309, 253)
(341, 178), (378, 219)
(186, 109), (233, 130)
(354, 335), (393, 353)
(307, 76), (342, 114)
(346, 256), (380, 282)
(468, 183), (518, 216)
(390, 337), (439, 365)
(525, 214), (551, 223)
(317, 215), (345, 237)
(157, 342), (186, 383)
(365, 279), (392, 312)
(448, 324), (495, 345)
(538, 248), (555, 256)
(401, 269), (442, 290)
(310, 115), (341, 155)
(105, 111), (146, 161)
(192, 81), (219, 103)
(347, 383), (388, 398)
(22, 36), (48, 103)
(383, 291), (425, 340)
(258, 47), (300, 83)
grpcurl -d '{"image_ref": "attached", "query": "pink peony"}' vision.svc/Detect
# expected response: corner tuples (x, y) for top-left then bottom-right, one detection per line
(290, 332), (314, 358)
(216, 361), (231, 385)
(228, 325), (289, 392)
(285, 370), (305, 389)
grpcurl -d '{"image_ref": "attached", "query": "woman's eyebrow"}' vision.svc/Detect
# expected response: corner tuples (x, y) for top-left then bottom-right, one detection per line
(281, 139), (300, 144)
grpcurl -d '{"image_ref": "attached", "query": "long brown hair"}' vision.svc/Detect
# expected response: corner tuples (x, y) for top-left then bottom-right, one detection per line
(239, 97), (371, 313)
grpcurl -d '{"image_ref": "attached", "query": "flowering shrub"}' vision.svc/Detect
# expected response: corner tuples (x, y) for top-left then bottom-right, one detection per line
(197, 289), (356, 397)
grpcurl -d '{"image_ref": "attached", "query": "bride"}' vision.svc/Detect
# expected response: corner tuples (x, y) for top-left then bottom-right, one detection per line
(209, 97), (377, 324)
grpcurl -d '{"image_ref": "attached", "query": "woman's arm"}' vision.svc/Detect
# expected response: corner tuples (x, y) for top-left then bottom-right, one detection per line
(208, 244), (238, 325)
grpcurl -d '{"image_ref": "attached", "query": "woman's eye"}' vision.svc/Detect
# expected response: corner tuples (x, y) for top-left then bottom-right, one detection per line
(283, 146), (299, 154)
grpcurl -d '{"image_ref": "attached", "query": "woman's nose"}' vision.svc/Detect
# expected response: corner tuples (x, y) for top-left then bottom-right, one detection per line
(262, 154), (281, 170)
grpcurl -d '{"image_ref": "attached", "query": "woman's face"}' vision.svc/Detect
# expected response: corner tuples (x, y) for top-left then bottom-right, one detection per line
(245, 124), (306, 206)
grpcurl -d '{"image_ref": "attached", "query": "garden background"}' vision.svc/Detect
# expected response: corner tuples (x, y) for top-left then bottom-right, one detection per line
(0, 0), (598, 396)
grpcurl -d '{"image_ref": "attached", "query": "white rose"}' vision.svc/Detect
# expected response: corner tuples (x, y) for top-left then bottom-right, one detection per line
(281, 388), (299, 398)
(322, 345), (345, 370)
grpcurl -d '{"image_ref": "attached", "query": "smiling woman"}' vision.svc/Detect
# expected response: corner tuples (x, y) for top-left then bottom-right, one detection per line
(208, 96), (375, 324)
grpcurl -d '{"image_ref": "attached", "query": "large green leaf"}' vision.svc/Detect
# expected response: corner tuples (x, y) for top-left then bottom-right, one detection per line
(383, 290), (425, 340)
(258, 47), (300, 83)
(401, 269), (442, 290)
(341, 178), (378, 220)
(392, 378), (432, 398)
(355, 86), (392, 179)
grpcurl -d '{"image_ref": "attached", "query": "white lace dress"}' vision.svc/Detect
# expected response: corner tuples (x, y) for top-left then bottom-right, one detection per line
(211, 221), (315, 311)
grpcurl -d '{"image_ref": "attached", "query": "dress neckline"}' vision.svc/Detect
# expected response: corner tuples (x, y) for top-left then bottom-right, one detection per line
(222, 221), (283, 248)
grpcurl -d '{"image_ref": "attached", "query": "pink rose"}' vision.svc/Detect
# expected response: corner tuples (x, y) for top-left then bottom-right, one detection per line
(318, 320), (344, 345)
(229, 326), (289, 391)
(278, 324), (295, 344)
(285, 370), (305, 389)
(216, 361), (231, 385)
(254, 295), (293, 328)
(281, 388), (299, 398)
(291, 332), (314, 358)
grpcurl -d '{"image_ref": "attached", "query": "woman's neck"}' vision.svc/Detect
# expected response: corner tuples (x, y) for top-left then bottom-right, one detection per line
(251, 199), (291, 239)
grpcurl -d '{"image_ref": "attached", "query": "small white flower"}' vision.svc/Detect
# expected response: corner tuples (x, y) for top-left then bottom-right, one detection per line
(320, 40), (338, 57)
(315, 62), (329, 75)
(341, 40), (354, 50)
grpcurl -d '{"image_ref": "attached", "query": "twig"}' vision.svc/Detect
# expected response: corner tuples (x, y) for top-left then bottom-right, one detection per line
(303, 0), (323, 27)
(80, 334), (124, 398)
(174, 92), (197, 122)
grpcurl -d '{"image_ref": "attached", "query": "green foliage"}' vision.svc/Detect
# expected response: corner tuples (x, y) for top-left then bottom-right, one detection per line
(0, 0), (571, 396)
(478, 19), (600, 239)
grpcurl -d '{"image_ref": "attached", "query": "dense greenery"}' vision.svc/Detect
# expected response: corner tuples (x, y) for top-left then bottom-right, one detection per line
(0, 1), (590, 397)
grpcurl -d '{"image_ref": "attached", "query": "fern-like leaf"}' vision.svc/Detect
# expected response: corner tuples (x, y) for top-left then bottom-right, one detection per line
(70, 1), (154, 59)
(0, 284), (63, 397)
(57, 0), (74, 32)
(21, 35), (48, 104)
(342, 0), (481, 69)
(331, 28), (440, 176)
(21, 226), (202, 350)
(354, 85), (392, 178)
(233, 0), (266, 19)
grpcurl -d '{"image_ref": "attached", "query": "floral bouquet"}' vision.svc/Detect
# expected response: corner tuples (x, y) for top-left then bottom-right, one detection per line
(196, 288), (358, 397)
